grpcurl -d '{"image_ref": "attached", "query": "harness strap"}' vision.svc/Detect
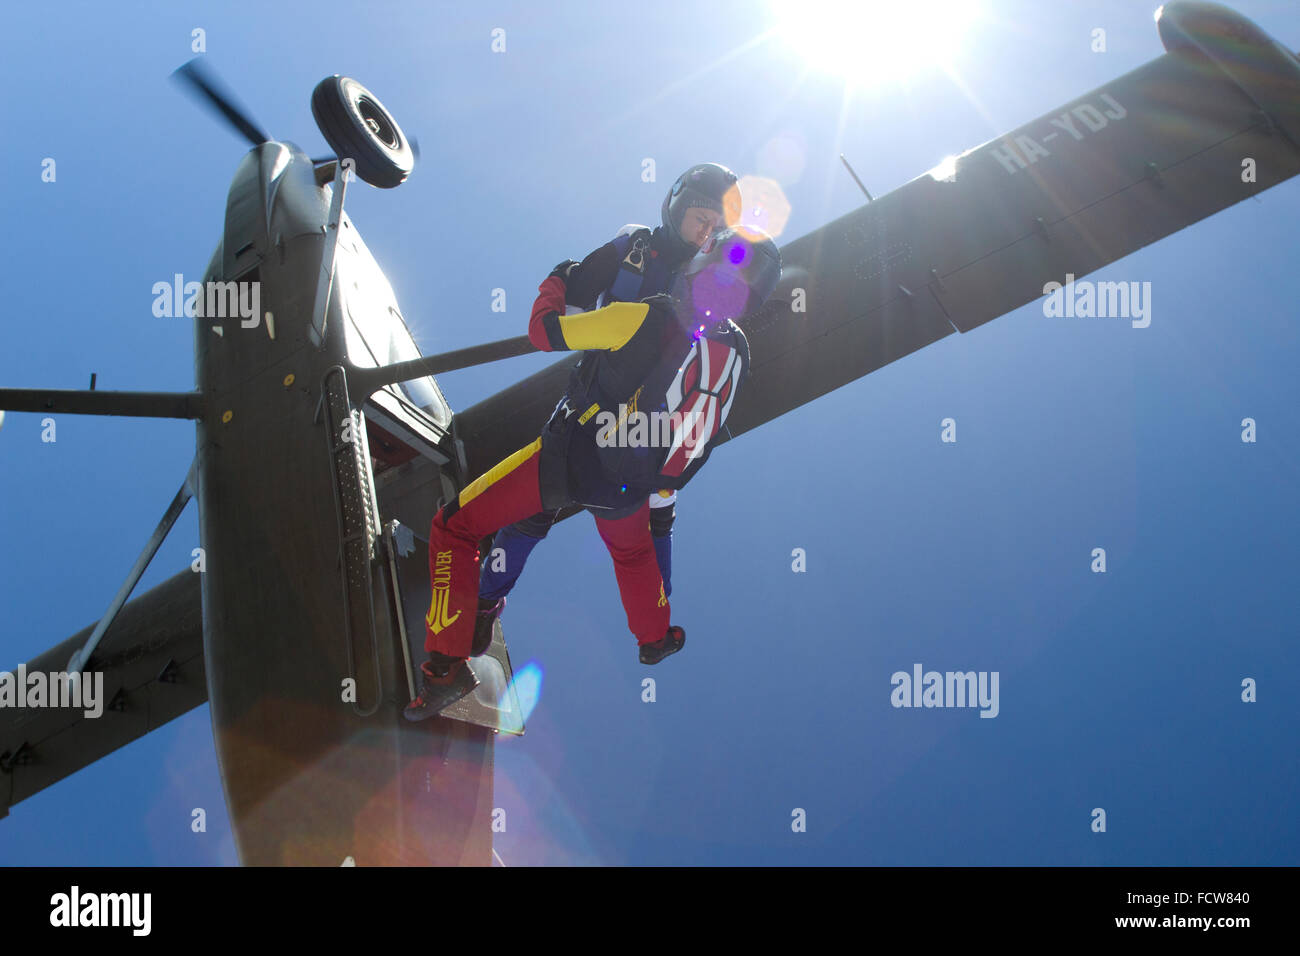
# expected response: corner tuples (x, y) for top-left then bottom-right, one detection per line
(607, 228), (654, 304)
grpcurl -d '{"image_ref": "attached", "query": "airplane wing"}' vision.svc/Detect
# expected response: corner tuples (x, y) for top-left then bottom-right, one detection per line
(454, 3), (1300, 477)
(0, 570), (205, 819)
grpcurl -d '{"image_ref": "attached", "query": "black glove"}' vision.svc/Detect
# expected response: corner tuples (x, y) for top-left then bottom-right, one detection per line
(549, 260), (580, 282)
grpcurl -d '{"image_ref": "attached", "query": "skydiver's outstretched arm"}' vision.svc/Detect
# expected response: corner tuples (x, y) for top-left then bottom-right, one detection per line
(528, 265), (660, 352)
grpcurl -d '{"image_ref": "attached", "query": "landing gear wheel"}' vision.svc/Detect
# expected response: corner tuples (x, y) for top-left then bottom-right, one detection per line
(311, 76), (414, 189)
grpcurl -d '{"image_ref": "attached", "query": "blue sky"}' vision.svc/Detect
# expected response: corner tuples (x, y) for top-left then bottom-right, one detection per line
(1, 0), (1297, 865)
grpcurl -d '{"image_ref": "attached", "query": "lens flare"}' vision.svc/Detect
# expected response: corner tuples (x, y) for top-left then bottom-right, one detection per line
(736, 175), (790, 239)
(690, 263), (750, 328)
(505, 661), (543, 724)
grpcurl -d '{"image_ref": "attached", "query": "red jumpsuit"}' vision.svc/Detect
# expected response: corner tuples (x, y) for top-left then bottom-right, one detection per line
(423, 278), (674, 659)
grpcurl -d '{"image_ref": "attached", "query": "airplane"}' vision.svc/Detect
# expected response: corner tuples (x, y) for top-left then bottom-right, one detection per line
(2, 0), (1298, 865)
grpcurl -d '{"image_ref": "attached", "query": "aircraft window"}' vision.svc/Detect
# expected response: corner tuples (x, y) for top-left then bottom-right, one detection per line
(338, 243), (444, 417)
(383, 307), (440, 411)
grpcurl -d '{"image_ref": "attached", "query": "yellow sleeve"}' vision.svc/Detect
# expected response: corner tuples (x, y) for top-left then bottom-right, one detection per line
(556, 301), (651, 352)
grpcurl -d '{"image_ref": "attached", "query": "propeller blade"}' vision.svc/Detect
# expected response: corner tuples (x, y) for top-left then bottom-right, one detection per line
(171, 58), (271, 147)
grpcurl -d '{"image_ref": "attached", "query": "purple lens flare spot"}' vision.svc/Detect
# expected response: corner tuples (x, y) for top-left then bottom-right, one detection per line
(690, 263), (750, 327)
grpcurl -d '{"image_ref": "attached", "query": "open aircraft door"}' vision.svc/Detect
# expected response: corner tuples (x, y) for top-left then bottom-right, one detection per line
(380, 520), (525, 736)
(326, 206), (524, 734)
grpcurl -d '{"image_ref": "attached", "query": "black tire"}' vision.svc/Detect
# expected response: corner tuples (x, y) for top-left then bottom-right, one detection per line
(311, 75), (414, 189)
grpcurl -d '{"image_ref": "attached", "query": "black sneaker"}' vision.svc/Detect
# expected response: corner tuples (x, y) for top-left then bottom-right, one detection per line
(639, 626), (685, 665)
(470, 596), (506, 656)
(403, 654), (479, 721)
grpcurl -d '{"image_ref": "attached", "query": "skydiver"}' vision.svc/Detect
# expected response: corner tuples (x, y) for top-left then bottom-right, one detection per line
(404, 224), (782, 720)
(471, 164), (742, 655)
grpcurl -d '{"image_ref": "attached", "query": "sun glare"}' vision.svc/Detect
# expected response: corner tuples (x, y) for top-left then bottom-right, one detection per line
(772, 0), (982, 87)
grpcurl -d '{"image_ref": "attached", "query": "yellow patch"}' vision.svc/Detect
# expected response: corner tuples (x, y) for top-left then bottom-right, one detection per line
(426, 549), (463, 633)
(425, 588), (463, 633)
(557, 301), (648, 351)
(459, 438), (541, 508)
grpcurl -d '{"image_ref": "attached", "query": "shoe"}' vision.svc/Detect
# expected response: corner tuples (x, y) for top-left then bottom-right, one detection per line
(470, 596), (506, 657)
(639, 625), (685, 665)
(403, 654), (479, 721)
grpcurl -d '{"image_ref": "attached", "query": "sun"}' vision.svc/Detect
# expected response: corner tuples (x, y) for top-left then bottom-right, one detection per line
(771, 0), (983, 88)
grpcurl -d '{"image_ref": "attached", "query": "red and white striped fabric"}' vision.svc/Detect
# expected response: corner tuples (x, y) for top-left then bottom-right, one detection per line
(660, 337), (743, 478)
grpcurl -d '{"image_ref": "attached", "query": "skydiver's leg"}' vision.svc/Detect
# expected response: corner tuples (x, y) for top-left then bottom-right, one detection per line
(648, 490), (676, 598)
(425, 438), (547, 659)
(478, 510), (560, 602)
(592, 499), (671, 646)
